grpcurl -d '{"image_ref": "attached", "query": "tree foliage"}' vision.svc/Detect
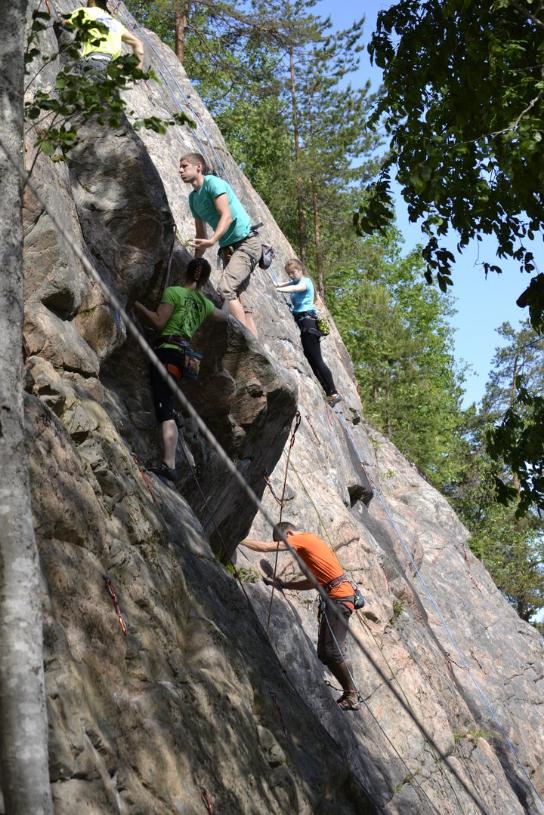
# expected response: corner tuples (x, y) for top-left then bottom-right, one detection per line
(128, 0), (379, 296)
(484, 322), (544, 512)
(328, 230), (466, 487)
(359, 0), (544, 513)
(125, 0), (544, 620)
(449, 408), (544, 623)
(358, 0), (544, 317)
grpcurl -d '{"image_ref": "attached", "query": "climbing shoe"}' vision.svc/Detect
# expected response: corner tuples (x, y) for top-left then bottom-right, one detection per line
(149, 463), (180, 483)
(327, 393), (343, 408)
(337, 691), (360, 711)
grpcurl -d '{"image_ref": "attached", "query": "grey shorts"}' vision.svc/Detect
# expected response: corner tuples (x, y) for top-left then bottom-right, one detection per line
(217, 234), (261, 311)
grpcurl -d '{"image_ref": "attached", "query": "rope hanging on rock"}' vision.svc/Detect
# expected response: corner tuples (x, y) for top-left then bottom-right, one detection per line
(103, 576), (128, 636)
(331, 407), (544, 812)
(284, 450), (471, 814)
(265, 411), (301, 631)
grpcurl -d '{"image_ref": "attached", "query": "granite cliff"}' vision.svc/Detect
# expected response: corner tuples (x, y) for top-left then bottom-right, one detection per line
(20, 2), (544, 813)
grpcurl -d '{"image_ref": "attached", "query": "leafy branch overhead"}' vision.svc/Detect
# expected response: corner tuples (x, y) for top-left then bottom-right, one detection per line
(358, 0), (544, 320)
(25, 9), (194, 160)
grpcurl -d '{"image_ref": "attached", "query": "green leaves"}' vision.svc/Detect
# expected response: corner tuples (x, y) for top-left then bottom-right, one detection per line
(363, 0), (544, 301)
(328, 229), (466, 489)
(517, 273), (544, 331)
(133, 110), (195, 133)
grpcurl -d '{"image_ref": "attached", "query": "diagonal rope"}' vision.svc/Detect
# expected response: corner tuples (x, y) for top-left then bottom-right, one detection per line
(170, 427), (389, 812)
(320, 608), (440, 815)
(2, 138), (499, 815)
(333, 408), (544, 814)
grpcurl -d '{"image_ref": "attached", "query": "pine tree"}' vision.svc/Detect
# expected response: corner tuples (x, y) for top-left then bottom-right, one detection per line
(328, 230), (466, 487)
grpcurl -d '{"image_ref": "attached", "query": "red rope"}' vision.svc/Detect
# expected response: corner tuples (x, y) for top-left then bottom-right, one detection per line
(200, 787), (213, 813)
(266, 412), (301, 630)
(103, 576), (128, 636)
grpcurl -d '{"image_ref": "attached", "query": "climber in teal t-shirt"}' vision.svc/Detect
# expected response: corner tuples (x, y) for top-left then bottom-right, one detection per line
(188, 175), (252, 249)
(134, 258), (226, 483)
(180, 152), (262, 337)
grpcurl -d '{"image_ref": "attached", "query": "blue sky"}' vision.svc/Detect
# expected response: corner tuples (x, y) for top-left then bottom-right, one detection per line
(316, 0), (532, 407)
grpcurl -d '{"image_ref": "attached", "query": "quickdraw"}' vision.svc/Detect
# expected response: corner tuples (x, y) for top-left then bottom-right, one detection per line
(263, 474), (293, 509)
(103, 576), (128, 636)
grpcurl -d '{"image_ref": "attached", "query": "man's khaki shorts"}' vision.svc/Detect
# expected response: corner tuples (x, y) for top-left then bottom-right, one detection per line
(218, 234), (262, 312)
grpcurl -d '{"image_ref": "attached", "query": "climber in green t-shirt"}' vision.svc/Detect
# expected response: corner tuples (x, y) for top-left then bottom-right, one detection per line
(64, 0), (144, 72)
(135, 258), (227, 482)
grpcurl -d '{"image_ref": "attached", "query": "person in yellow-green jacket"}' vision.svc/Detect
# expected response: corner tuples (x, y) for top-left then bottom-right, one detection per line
(64, 0), (144, 74)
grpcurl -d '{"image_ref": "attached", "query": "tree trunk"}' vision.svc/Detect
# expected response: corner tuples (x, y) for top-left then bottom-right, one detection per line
(310, 175), (325, 299)
(0, 1), (53, 812)
(175, 2), (190, 63)
(288, 45), (306, 261)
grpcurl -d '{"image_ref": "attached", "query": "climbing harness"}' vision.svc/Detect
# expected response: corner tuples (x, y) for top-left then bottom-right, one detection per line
(265, 411), (301, 631)
(4, 140), (530, 815)
(322, 573), (365, 610)
(157, 336), (203, 380)
(103, 576), (128, 636)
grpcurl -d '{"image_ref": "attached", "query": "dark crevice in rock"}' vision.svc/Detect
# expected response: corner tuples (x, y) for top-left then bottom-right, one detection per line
(42, 288), (77, 320)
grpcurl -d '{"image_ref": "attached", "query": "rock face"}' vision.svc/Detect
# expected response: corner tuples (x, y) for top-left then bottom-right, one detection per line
(19, 2), (543, 813)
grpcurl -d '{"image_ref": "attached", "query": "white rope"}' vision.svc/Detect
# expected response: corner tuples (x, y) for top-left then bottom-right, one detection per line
(334, 409), (544, 814)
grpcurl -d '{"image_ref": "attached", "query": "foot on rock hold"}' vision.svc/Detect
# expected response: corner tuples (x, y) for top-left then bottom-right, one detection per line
(149, 462), (180, 483)
(327, 393), (343, 408)
(337, 690), (360, 711)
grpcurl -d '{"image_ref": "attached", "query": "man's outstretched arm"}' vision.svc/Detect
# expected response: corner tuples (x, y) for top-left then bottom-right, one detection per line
(265, 577), (314, 591)
(239, 538), (287, 553)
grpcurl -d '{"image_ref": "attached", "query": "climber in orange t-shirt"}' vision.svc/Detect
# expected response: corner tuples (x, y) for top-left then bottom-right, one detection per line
(240, 521), (363, 711)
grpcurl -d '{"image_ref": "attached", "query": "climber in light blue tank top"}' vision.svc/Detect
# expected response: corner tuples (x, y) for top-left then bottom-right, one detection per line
(289, 275), (317, 315)
(275, 259), (342, 408)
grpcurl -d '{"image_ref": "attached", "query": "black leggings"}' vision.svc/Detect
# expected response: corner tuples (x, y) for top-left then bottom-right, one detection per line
(150, 347), (184, 422)
(300, 331), (337, 396)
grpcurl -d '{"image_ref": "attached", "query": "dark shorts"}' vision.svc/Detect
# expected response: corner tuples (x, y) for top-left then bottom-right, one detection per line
(317, 603), (352, 667)
(150, 346), (184, 422)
